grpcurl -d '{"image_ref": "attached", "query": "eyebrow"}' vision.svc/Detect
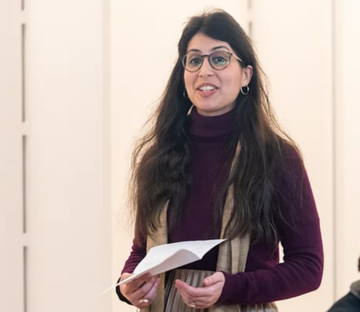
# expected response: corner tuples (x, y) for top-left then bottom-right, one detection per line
(187, 46), (230, 53)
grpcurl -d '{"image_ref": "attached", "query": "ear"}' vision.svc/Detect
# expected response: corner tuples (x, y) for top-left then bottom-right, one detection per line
(242, 65), (253, 85)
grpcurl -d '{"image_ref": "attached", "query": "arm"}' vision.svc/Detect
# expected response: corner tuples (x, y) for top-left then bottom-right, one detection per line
(217, 146), (324, 305)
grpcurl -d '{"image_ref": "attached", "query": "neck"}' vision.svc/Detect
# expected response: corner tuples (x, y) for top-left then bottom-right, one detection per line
(189, 106), (235, 137)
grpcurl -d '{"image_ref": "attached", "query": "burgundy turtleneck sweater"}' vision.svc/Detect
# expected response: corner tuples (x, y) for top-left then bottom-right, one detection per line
(116, 108), (323, 306)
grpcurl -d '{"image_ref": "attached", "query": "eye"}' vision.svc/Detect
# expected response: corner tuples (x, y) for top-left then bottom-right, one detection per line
(211, 52), (229, 67)
(188, 55), (202, 67)
(211, 56), (227, 66)
(213, 57), (226, 65)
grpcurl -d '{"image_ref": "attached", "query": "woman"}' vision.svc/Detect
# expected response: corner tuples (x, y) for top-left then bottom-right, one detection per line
(116, 9), (323, 311)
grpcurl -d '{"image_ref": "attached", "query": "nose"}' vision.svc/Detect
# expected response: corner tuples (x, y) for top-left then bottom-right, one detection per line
(198, 57), (214, 77)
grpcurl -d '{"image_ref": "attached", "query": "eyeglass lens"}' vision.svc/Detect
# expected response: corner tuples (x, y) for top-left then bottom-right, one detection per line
(184, 51), (230, 71)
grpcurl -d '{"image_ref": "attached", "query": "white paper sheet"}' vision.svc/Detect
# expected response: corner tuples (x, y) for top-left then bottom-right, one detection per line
(99, 239), (225, 296)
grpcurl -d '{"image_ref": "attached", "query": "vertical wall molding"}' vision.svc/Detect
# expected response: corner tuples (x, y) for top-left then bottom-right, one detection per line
(247, 0), (253, 37)
(23, 246), (27, 312)
(20, 1), (28, 311)
(332, 0), (360, 300)
(0, 0), (27, 311)
(331, 0), (337, 301)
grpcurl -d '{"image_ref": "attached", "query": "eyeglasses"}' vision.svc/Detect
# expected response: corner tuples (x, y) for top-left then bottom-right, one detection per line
(181, 50), (243, 72)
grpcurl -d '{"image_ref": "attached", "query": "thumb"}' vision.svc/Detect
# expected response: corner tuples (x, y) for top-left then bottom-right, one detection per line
(120, 272), (133, 281)
(203, 272), (224, 286)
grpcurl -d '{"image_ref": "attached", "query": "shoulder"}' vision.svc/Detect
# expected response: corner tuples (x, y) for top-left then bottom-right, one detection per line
(275, 140), (305, 182)
(328, 292), (360, 312)
(279, 141), (303, 166)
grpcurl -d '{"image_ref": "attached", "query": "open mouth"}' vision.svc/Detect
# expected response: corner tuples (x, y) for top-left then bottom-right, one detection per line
(197, 85), (218, 96)
(198, 85), (217, 92)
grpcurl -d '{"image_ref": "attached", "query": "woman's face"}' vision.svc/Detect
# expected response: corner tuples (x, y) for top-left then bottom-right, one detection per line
(184, 33), (252, 116)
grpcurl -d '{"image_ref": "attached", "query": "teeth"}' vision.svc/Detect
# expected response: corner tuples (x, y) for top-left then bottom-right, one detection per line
(199, 85), (215, 91)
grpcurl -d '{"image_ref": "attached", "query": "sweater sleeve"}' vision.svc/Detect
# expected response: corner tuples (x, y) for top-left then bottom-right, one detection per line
(115, 237), (147, 304)
(217, 146), (324, 305)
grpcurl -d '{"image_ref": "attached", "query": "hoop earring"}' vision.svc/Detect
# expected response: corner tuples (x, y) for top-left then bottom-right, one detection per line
(187, 104), (194, 116)
(241, 85), (249, 95)
(183, 89), (189, 99)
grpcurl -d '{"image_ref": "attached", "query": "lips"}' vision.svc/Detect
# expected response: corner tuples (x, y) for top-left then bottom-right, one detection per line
(197, 87), (218, 97)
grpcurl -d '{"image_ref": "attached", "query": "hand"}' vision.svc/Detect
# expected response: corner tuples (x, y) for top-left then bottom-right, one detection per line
(119, 273), (160, 309)
(175, 272), (225, 309)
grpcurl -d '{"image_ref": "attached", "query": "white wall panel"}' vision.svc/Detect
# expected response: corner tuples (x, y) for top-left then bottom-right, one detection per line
(22, 0), (111, 311)
(334, 0), (360, 300)
(251, 1), (334, 311)
(0, 1), (25, 311)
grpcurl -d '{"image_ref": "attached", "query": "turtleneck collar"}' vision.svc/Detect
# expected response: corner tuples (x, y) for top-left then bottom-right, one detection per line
(189, 106), (235, 137)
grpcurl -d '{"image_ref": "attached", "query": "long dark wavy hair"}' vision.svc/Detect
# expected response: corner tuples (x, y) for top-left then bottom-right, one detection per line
(130, 9), (303, 246)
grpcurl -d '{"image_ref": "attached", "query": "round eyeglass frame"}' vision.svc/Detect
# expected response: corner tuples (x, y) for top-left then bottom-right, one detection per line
(181, 51), (244, 72)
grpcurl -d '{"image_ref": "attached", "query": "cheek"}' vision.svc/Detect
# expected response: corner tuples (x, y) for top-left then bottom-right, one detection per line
(221, 66), (243, 93)
(184, 73), (195, 91)
(222, 76), (241, 96)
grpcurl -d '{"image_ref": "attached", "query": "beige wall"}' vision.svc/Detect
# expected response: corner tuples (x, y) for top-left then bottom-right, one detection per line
(26, 0), (111, 310)
(27, 0), (111, 311)
(2, 0), (359, 311)
(1, 0), (111, 311)
(251, 1), (334, 311)
(0, 1), (24, 311)
(334, 0), (360, 299)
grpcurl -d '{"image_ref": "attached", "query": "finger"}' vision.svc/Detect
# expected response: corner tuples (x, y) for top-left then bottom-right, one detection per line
(176, 278), (224, 309)
(176, 282), (210, 306)
(177, 288), (194, 308)
(126, 273), (152, 293)
(203, 272), (225, 287)
(175, 279), (209, 298)
(176, 281), (201, 308)
(175, 280), (193, 303)
(189, 299), (211, 309)
(176, 282), (190, 303)
(132, 276), (158, 301)
(177, 286), (209, 307)
(120, 272), (133, 280)
(131, 277), (160, 309)
(119, 273), (134, 302)
(176, 285), (213, 310)
(132, 298), (151, 309)
(142, 277), (160, 302)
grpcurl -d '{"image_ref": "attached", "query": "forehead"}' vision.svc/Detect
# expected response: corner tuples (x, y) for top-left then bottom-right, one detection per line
(187, 33), (232, 53)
